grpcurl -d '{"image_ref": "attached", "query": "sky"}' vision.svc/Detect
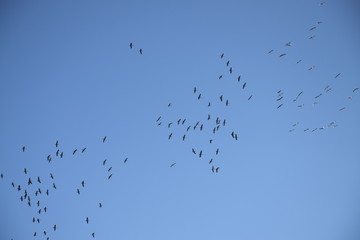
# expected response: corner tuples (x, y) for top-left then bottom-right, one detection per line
(0, 0), (360, 239)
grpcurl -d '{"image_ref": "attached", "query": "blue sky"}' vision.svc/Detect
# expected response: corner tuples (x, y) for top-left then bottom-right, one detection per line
(0, 0), (360, 239)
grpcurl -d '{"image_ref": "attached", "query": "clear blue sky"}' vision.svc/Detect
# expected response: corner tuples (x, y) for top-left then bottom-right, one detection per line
(1, 0), (360, 239)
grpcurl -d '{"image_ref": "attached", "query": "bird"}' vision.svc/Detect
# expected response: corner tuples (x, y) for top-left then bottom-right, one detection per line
(108, 167), (112, 172)
(199, 151), (203, 158)
(194, 87), (197, 93)
(285, 42), (292, 46)
(99, 203), (103, 208)
(209, 139), (213, 144)
(242, 82), (247, 89)
(182, 119), (186, 125)
(24, 168), (27, 174)
(102, 159), (107, 166)
(170, 163), (176, 167)
(220, 53), (224, 58)
(267, 49), (274, 54)
(52, 183), (56, 189)
(53, 224), (57, 231)
(60, 152), (63, 158)
(156, 116), (161, 122)
(167, 122), (173, 128)
(218, 75), (223, 80)
(220, 95), (223, 102)
(129, 42), (133, 49)
(276, 96), (283, 101)
(237, 75), (241, 82)
(192, 148), (196, 154)
(296, 59), (302, 64)
(320, 2), (325, 6)
(108, 174), (113, 179)
(182, 134), (186, 141)
(186, 126), (191, 131)
(139, 49), (143, 55)
(28, 178), (32, 185)
(315, 93), (322, 99)
(309, 35), (316, 39)
(37, 176), (41, 183)
(81, 181), (85, 187)
(335, 73), (341, 78)
(248, 95), (253, 101)
(309, 26), (317, 31)
(124, 158), (128, 163)
(226, 100), (229, 106)
(339, 107), (346, 111)
(102, 136), (107, 143)
(72, 149), (77, 155)
(209, 159), (213, 164)
(92, 232), (95, 238)
(277, 104), (283, 109)
(212, 166), (215, 172)
(168, 133), (173, 140)
(22, 146), (26, 152)
(216, 148), (219, 155)
(229, 67), (232, 74)
(353, 88), (359, 92)
(81, 148), (86, 153)
(55, 140), (59, 147)
(168, 103), (171, 107)
(56, 149), (59, 156)
(215, 167), (220, 173)
(226, 60), (230, 66)
(308, 66), (315, 70)
(86, 217), (89, 224)
(198, 93), (201, 99)
(279, 53), (286, 58)
(208, 102), (211, 107)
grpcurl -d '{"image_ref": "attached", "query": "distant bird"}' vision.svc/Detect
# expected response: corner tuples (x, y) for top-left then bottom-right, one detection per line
(124, 158), (128, 163)
(55, 140), (59, 147)
(108, 174), (112, 179)
(72, 149), (77, 155)
(308, 35), (316, 39)
(170, 163), (176, 167)
(226, 60), (230, 66)
(268, 49), (274, 54)
(92, 233), (95, 238)
(308, 66), (315, 70)
(220, 95), (223, 102)
(226, 100), (229, 106)
(139, 49), (143, 55)
(37, 176), (41, 183)
(81, 181), (85, 187)
(53, 224), (57, 231)
(168, 133), (173, 139)
(208, 102), (211, 107)
(296, 59), (302, 64)
(216, 148), (219, 155)
(86, 217), (89, 224)
(22, 146), (26, 152)
(56, 149), (59, 156)
(320, 2), (325, 6)
(199, 150), (203, 158)
(242, 82), (247, 89)
(99, 203), (103, 208)
(209, 159), (213, 164)
(215, 167), (220, 173)
(237, 75), (241, 82)
(81, 148), (86, 153)
(276, 96), (283, 101)
(192, 148), (196, 154)
(156, 116), (161, 122)
(28, 178), (32, 185)
(60, 152), (63, 158)
(212, 166), (215, 172)
(186, 126), (191, 131)
(279, 53), (286, 58)
(24, 168), (27, 174)
(220, 53), (224, 58)
(309, 26), (317, 31)
(229, 67), (232, 74)
(182, 134), (186, 141)
(168, 122), (173, 128)
(353, 88), (359, 92)
(277, 104), (283, 109)
(198, 93), (201, 99)
(285, 42), (292, 46)
(182, 119), (186, 125)
(53, 183), (56, 189)
(218, 75), (223, 79)
(103, 159), (107, 166)
(335, 73), (341, 78)
(339, 107), (346, 111)
(129, 42), (133, 49)
(248, 95), (253, 101)
(168, 103), (171, 107)
(209, 139), (213, 144)
(315, 93), (322, 99)
(194, 87), (197, 93)
(102, 136), (107, 143)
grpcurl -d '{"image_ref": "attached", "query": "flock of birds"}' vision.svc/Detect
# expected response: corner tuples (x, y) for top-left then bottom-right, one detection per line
(1, 2), (358, 239)
(1, 137), (129, 239)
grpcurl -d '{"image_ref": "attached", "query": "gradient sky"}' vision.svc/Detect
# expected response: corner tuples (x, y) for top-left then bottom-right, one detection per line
(1, 1), (360, 240)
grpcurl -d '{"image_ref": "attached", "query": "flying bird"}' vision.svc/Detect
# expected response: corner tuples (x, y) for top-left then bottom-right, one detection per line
(72, 149), (77, 155)
(55, 140), (59, 147)
(86, 217), (89, 224)
(170, 163), (176, 167)
(81, 181), (85, 187)
(309, 26), (317, 31)
(296, 59), (302, 64)
(220, 53), (224, 58)
(108, 174), (112, 179)
(353, 88), (359, 92)
(226, 60), (230, 66)
(139, 49), (143, 55)
(82, 148), (86, 153)
(194, 87), (197, 93)
(277, 104), (283, 109)
(242, 82), (247, 89)
(237, 75), (241, 82)
(279, 53), (286, 58)
(156, 116), (161, 122)
(124, 158), (128, 163)
(192, 148), (196, 154)
(267, 49), (274, 54)
(129, 42), (133, 49)
(168, 133), (173, 139)
(198, 93), (201, 99)
(22, 146), (25, 152)
(218, 75), (223, 80)
(248, 95), (253, 100)
(102, 136), (107, 143)
(103, 159), (107, 166)
(335, 73), (341, 78)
